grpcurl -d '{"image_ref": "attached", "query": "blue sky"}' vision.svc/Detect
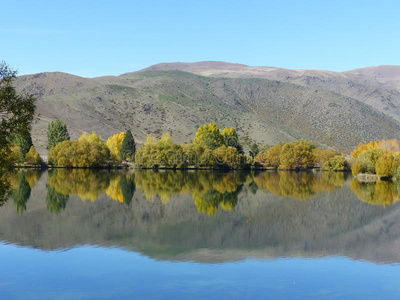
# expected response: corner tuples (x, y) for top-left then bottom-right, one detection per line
(2, 0), (400, 77)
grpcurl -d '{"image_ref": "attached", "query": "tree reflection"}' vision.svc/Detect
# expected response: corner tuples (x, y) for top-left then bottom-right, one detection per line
(254, 171), (346, 200)
(0, 173), (11, 207)
(48, 169), (110, 202)
(106, 173), (135, 204)
(350, 179), (400, 207)
(2, 169), (354, 215)
(134, 171), (191, 203)
(46, 186), (69, 214)
(25, 170), (42, 189)
(47, 169), (135, 204)
(11, 172), (31, 214)
(135, 171), (245, 215)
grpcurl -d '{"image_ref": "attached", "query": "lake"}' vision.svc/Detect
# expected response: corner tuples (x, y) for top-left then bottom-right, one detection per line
(1, 169), (400, 299)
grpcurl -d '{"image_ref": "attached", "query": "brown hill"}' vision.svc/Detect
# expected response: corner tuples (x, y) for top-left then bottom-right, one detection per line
(13, 63), (400, 157)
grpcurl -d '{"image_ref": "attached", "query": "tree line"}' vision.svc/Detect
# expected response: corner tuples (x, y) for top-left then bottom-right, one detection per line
(350, 139), (400, 179)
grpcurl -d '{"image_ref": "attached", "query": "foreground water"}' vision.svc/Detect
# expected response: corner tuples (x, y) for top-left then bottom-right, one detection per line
(1, 170), (400, 299)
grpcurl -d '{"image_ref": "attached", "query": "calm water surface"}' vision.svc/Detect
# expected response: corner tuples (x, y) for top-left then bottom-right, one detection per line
(1, 169), (400, 299)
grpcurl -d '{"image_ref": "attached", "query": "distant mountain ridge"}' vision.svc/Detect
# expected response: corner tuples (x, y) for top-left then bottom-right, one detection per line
(13, 61), (400, 156)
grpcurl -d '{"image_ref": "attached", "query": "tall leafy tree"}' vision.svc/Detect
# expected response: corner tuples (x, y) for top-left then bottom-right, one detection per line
(47, 119), (70, 149)
(120, 130), (136, 161)
(249, 143), (259, 158)
(221, 127), (243, 153)
(106, 132), (126, 161)
(13, 130), (33, 160)
(193, 122), (223, 150)
(0, 62), (35, 172)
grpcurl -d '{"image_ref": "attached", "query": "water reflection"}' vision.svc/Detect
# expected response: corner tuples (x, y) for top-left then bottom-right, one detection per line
(7, 169), (400, 213)
(254, 171), (347, 200)
(2, 169), (400, 265)
(350, 179), (400, 207)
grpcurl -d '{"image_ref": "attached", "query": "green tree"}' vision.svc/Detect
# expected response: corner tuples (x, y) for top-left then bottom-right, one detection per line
(249, 143), (259, 158)
(357, 148), (386, 174)
(120, 130), (136, 161)
(0, 62), (36, 172)
(221, 127), (243, 153)
(47, 119), (70, 149)
(13, 130), (33, 160)
(193, 122), (223, 150)
(322, 155), (348, 171)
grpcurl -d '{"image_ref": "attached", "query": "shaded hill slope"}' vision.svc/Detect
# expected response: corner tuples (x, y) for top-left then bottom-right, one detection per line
(141, 62), (400, 122)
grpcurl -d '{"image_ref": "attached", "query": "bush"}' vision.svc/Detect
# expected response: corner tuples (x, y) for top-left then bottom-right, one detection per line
(356, 148), (386, 174)
(314, 148), (340, 167)
(322, 155), (348, 171)
(376, 152), (399, 178)
(49, 132), (110, 167)
(254, 143), (282, 168)
(351, 160), (363, 175)
(25, 146), (43, 165)
(279, 140), (316, 170)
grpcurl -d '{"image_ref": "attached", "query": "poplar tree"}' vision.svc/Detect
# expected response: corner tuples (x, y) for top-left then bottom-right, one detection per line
(13, 130), (33, 160)
(120, 130), (136, 161)
(47, 119), (70, 149)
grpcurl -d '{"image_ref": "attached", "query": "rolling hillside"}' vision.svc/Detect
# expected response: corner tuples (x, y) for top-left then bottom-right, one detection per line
(13, 62), (400, 156)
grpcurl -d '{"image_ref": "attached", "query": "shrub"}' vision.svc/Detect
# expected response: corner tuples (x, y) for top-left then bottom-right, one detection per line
(279, 140), (316, 170)
(351, 160), (363, 175)
(356, 148), (386, 174)
(254, 143), (282, 168)
(351, 140), (382, 158)
(375, 152), (399, 178)
(322, 155), (348, 171)
(49, 132), (110, 167)
(25, 146), (43, 165)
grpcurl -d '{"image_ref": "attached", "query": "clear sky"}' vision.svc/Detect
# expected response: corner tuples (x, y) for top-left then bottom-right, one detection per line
(2, 0), (400, 77)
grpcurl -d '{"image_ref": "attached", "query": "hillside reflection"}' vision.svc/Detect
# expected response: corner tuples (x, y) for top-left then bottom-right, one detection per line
(2, 170), (400, 264)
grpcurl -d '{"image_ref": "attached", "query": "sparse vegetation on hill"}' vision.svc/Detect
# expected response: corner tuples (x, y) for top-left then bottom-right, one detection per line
(14, 66), (400, 156)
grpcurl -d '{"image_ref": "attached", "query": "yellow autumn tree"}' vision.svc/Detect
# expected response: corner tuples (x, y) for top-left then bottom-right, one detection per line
(193, 122), (223, 150)
(25, 146), (43, 165)
(351, 140), (382, 158)
(279, 140), (316, 170)
(375, 152), (399, 178)
(313, 148), (340, 167)
(49, 132), (110, 168)
(254, 143), (282, 168)
(106, 132), (126, 162)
